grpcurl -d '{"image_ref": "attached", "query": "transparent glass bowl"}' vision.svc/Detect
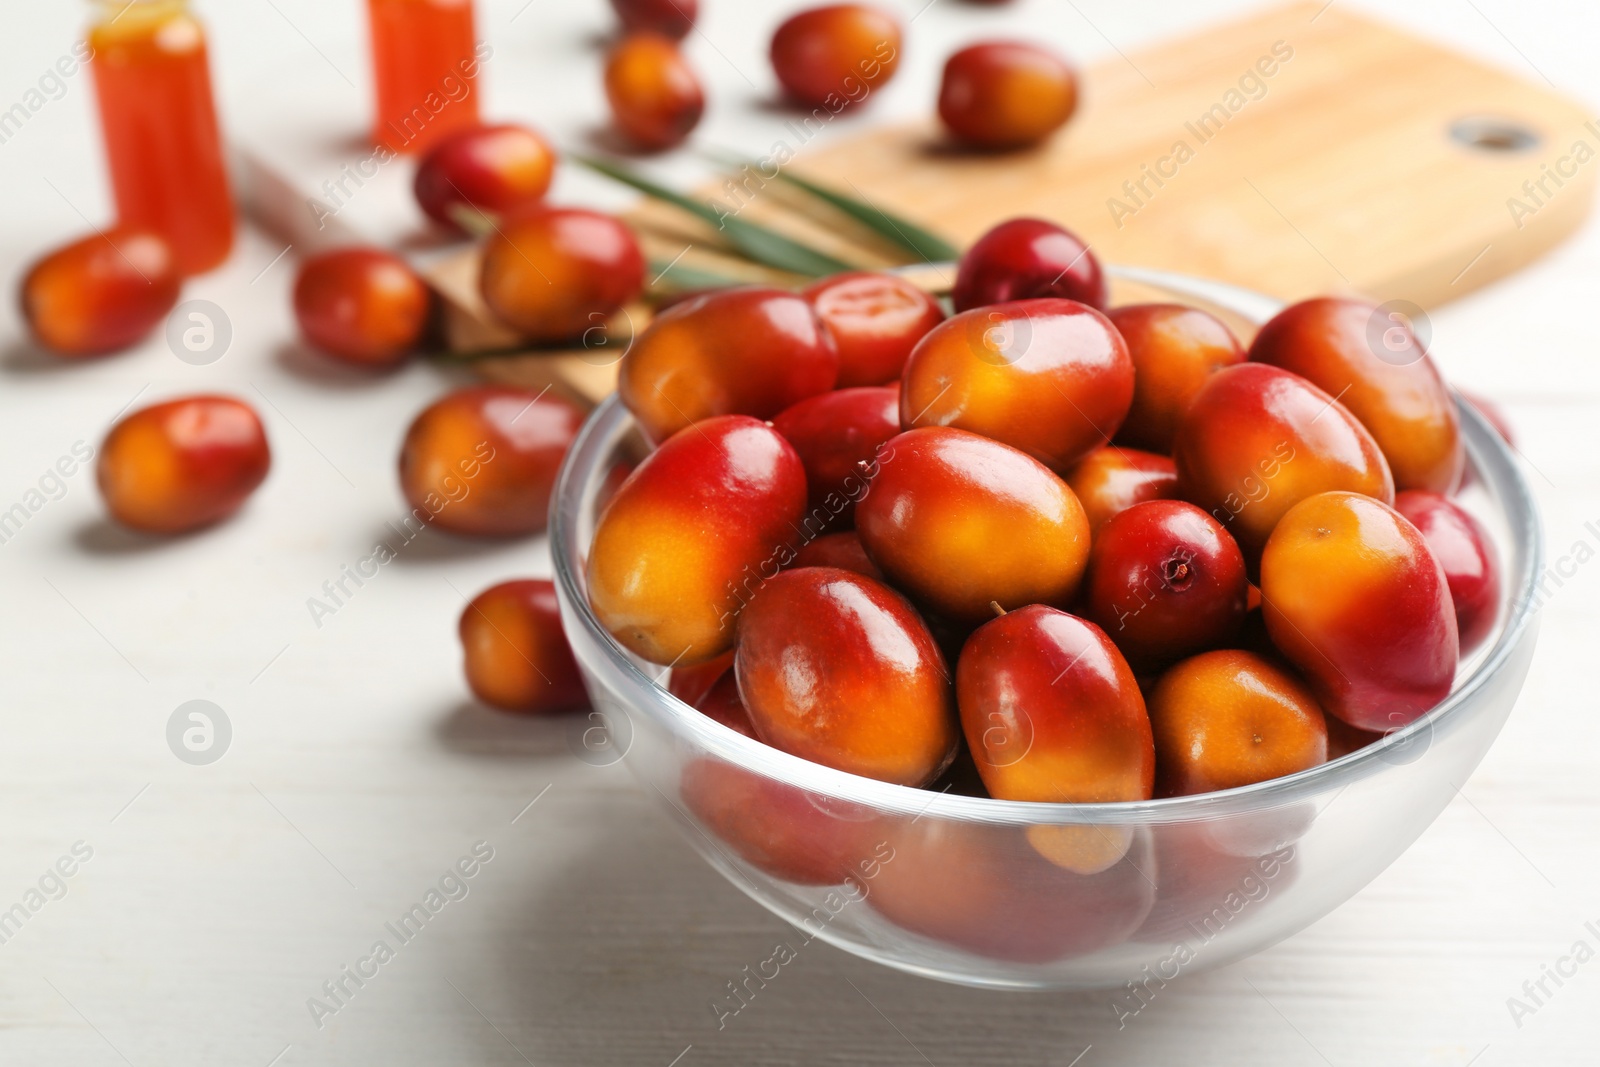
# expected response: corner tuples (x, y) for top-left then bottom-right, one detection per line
(549, 267), (1542, 990)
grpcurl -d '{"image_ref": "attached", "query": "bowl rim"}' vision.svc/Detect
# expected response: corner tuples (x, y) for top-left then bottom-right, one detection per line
(550, 265), (1545, 826)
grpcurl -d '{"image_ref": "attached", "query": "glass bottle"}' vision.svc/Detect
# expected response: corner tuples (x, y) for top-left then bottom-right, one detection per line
(367, 0), (482, 155)
(87, 0), (235, 275)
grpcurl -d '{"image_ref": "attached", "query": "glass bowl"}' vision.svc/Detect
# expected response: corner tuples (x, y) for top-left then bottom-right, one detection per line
(549, 266), (1542, 991)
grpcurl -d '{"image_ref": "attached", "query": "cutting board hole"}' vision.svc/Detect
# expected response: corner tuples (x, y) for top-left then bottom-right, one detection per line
(1450, 116), (1540, 153)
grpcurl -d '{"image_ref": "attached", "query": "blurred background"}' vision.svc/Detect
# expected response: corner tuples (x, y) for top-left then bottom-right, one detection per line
(0, 0), (1596, 1063)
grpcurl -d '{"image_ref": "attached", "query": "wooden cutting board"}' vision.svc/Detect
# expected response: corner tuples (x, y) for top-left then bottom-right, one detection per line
(444, 0), (1595, 404)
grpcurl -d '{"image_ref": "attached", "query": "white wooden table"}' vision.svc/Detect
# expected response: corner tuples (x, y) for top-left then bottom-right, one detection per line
(1, 0), (1597, 1063)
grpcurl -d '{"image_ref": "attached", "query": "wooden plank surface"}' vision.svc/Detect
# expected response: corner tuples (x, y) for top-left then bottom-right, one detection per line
(441, 1), (1597, 402)
(793, 1), (1597, 306)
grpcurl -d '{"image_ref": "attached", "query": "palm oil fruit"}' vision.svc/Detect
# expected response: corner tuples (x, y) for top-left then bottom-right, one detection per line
(666, 650), (734, 707)
(398, 386), (585, 537)
(938, 41), (1078, 150)
(1134, 824), (1297, 943)
(97, 395), (270, 534)
(769, 4), (901, 110)
(1109, 303), (1245, 453)
(21, 227), (180, 357)
(1260, 491), (1458, 731)
(1064, 447), (1178, 534)
(479, 207), (644, 343)
(1148, 650), (1327, 796)
(604, 33), (705, 151)
(866, 818), (1154, 962)
(900, 298), (1134, 471)
(802, 271), (944, 386)
(957, 606), (1153, 871)
(790, 531), (884, 580)
(1249, 297), (1463, 493)
(413, 123), (556, 233)
(957, 606), (1154, 802)
(951, 217), (1106, 312)
(459, 579), (587, 714)
(679, 756), (885, 885)
(854, 427), (1091, 624)
(293, 247), (430, 368)
(771, 385), (899, 534)
(1173, 362), (1394, 562)
(618, 286), (839, 444)
(610, 0), (696, 38)
(1324, 712), (1382, 759)
(588, 415), (808, 665)
(693, 669), (757, 737)
(1083, 500), (1249, 669)
(1395, 490), (1501, 653)
(735, 567), (957, 786)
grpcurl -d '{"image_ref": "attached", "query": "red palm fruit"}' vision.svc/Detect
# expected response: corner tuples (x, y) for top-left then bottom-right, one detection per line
(413, 123), (556, 232)
(938, 41), (1077, 149)
(610, 0), (697, 39)
(957, 605), (1154, 805)
(1173, 363), (1394, 564)
(1082, 500), (1249, 669)
(587, 415), (808, 665)
(867, 818), (1155, 962)
(97, 395), (270, 534)
(618, 286), (839, 444)
(900, 298), (1134, 472)
(1108, 303), (1245, 453)
(1260, 491), (1458, 731)
(1248, 297), (1463, 493)
(802, 271), (944, 387)
(398, 386), (585, 537)
(790, 531), (884, 580)
(604, 33), (705, 151)
(459, 579), (587, 714)
(951, 217), (1106, 312)
(1148, 650), (1327, 796)
(854, 427), (1091, 624)
(21, 227), (180, 357)
(293, 247), (430, 367)
(769, 4), (901, 110)
(1394, 490), (1501, 652)
(479, 207), (644, 343)
(1064, 447), (1179, 534)
(680, 757), (888, 885)
(771, 385), (898, 535)
(736, 567), (958, 787)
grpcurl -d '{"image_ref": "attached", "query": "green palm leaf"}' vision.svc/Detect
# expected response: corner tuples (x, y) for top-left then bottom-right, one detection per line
(731, 158), (958, 262)
(574, 154), (855, 277)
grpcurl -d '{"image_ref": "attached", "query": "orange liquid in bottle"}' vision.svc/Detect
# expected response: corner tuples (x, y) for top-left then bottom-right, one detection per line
(368, 0), (482, 155)
(88, 0), (235, 275)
